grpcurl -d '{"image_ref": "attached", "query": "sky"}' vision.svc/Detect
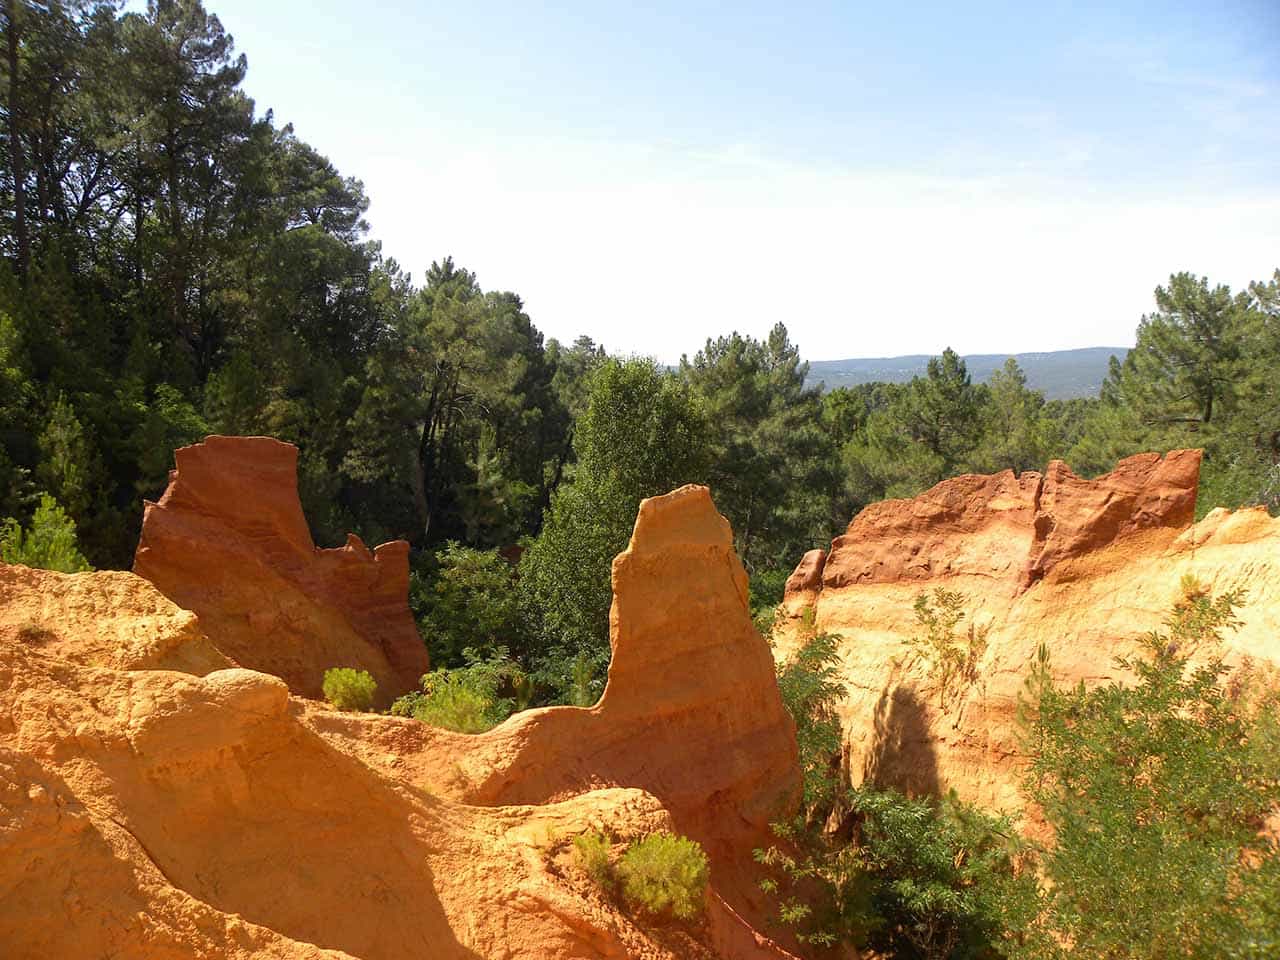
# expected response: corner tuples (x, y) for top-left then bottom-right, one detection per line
(138, 1), (1280, 361)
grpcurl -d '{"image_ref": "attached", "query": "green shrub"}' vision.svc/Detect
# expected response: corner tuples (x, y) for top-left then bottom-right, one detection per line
(849, 787), (1045, 960)
(617, 832), (709, 920)
(391, 650), (523, 733)
(410, 543), (524, 668)
(750, 567), (790, 636)
(775, 631), (845, 822)
(906, 589), (988, 708)
(1021, 578), (1280, 958)
(573, 829), (614, 889)
(322, 667), (377, 711)
(0, 493), (91, 573)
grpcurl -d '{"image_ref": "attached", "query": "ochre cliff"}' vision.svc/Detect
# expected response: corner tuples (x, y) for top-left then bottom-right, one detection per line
(2, 473), (801, 959)
(777, 450), (1280, 814)
(133, 436), (429, 705)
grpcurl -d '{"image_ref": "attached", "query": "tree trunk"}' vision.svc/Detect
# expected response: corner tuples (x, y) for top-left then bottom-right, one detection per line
(5, 0), (29, 279)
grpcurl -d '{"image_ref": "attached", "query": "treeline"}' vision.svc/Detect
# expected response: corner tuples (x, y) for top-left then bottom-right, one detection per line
(2, 2), (1277, 705)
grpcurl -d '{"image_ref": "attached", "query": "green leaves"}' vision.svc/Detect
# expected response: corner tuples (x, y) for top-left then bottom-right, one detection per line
(905, 590), (989, 710)
(1, 493), (91, 573)
(320, 667), (377, 712)
(1022, 583), (1280, 959)
(518, 357), (709, 700)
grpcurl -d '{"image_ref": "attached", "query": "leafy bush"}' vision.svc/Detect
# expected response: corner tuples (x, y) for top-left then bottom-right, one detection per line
(1021, 578), (1280, 958)
(410, 543), (523, 668)
(756, 787), (1043, 957)
(775, 631), (846, 822)
(906, 589), (988, 708)
(322, 667), (377, 711)
(573, 829), (614, 889)
(617, 832), (710, 920)
(750, 567), (790, 636)
(759, 629), (1043, 957)
(848, 787), (1044, 960)
(0, 493), (91, 573)
(391, 650), (527, 733)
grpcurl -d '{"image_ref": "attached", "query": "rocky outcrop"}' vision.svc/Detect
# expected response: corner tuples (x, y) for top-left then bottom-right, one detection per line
(778, 450), (1280, 814)
(2, 481), (802, 959)
(303, 484), (801, 927)
(134, 436), (429, 705)
(0, 563), (232, 676)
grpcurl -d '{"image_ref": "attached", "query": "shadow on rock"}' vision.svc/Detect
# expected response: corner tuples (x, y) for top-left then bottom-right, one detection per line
(861, 680), (940, 798)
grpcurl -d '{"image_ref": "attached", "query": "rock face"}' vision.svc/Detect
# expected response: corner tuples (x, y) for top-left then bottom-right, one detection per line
(2, 480), (802, 959)
(779, 450), (1280, 814)
(134, 436), (429, 704)
(302, 484), (801, 927)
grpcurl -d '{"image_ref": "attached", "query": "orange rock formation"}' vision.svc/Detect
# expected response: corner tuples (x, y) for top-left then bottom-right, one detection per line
(778, 450), (1280, 813)
(134, 436), (429, 705)
(2, 471), (801, 958)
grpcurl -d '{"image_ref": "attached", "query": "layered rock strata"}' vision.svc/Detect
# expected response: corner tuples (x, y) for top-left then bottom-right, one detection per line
(134, 436), (429, 704)
(778, 450), (1280, 813)
(3, 478), (801, 959)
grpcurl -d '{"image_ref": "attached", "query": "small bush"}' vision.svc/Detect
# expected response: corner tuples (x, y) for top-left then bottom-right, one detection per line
(322, 667), (377, 711)
(573, 829), (614, 888)
(617, 832), (710, 920)
(1, 493), (91, 573)
(391, 650), (522, 733)
(1021, 580), (1280, 958)
(775, 631), (845, 823)
(410, 543), (524, 668)
(906, 589), (988, 708)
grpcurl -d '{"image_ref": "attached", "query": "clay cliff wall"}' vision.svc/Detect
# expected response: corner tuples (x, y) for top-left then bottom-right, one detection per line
(777, 450), (1280, 813)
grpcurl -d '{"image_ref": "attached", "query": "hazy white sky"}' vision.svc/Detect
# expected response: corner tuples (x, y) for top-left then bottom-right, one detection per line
(139, 0), (1280, 361)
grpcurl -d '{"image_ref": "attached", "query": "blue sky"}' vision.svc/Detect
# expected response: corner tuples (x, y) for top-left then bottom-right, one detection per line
(147, 0), (1280, 360)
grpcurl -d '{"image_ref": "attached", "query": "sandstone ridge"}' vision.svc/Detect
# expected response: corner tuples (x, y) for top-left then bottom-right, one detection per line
(3, 459), (801, 959)
(779, 449), (1280, 815)
(133, 436), (430, 705)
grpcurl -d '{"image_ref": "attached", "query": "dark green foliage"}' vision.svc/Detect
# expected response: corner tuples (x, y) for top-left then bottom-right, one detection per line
(756, 786), (1042, 959)
(847, 787), (1045, 960)
(410, 543), (522, 669)
(1, 492), (91, 572)
(1070, 271), (1280, 517)
(617, 832), (710, 920)
(759, 624), (1044, 958)
(749, 566), (790, 636)
(681, 323), (837, 571)
(1021, 580), (1280, 959)
(321, 667), (377, 712)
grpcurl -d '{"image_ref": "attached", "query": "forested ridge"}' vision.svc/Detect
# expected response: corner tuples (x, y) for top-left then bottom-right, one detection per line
(2, 1), (1278, 703)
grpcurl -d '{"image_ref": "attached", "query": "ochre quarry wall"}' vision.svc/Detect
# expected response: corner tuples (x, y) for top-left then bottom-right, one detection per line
(133, 436), (429, 705)
(2, 478), (803, 959)
(776, 450), (1280, 815)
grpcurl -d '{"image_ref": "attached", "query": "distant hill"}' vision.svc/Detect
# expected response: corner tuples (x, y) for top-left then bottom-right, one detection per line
(805, 346), (1130, 400)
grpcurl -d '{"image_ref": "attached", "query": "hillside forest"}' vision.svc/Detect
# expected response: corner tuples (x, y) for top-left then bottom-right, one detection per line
(1, 1), (1279, 699)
